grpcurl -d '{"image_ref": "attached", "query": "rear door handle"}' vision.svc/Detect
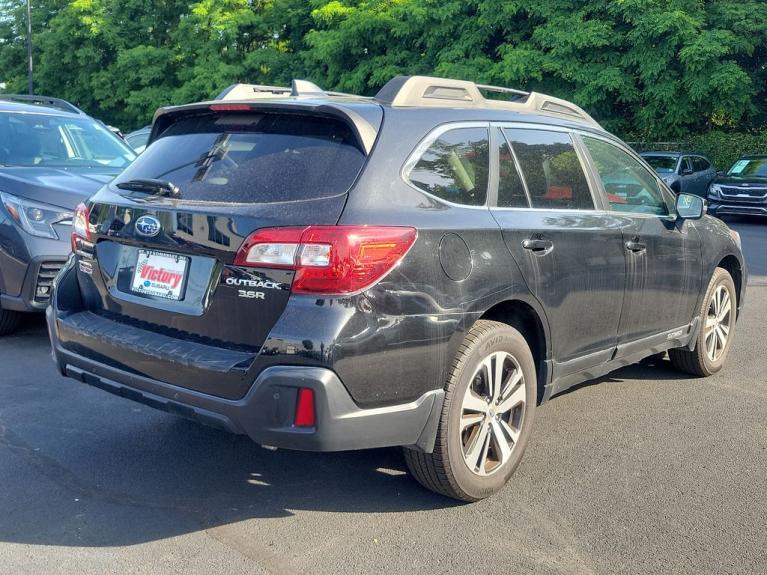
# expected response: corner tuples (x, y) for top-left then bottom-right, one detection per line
(522, 239), (553, 253)
(625, 239), (646, 253)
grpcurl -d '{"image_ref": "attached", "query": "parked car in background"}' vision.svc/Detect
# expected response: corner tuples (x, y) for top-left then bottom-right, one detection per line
(48, 76), (745, 501)
(641, 151), (717, 196)
(0, 96), (136, 334)
(125, 125), (151, 153)
(707, 155), (767, 218)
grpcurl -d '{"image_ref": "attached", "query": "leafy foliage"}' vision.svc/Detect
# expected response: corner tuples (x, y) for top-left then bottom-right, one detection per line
(0, 0), (765, 138)
(630, 131), (767, 171)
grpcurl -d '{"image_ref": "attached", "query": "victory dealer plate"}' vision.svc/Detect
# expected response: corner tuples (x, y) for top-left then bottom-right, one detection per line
(131, 249), (189, 301)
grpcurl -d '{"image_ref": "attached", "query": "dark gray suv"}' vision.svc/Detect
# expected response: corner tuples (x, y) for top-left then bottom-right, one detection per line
(641, 151), (718, 196)
(0, 97), (135, 334)
(47, 76), (746, 501)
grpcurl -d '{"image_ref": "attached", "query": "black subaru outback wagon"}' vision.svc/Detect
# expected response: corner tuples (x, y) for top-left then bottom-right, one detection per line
(48, 76), (746, 501)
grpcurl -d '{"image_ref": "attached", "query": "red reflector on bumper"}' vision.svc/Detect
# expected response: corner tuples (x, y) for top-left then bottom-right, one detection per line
(294, 388), (316, 427)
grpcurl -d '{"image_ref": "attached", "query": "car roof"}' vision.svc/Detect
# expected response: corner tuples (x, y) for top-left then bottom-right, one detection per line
(0, 100), (83, 118)
(152, 76), (615, 155)
(739, 155), (767, 160)
(126, 125), (152, 136)
(641, 151), (711, 158)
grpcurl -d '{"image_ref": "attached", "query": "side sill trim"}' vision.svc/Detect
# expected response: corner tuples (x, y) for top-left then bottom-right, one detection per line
(542, 319), (698, 401)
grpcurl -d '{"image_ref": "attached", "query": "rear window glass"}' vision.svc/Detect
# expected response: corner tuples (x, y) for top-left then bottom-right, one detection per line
(111, 113), (366, 203)
(692, 157), (710, 172)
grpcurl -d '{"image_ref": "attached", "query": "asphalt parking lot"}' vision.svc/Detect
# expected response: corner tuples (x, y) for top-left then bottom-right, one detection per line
(0, 218), (765, 575)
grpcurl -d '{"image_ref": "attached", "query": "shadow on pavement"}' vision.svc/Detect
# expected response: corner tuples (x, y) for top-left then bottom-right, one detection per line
(0, 315), (461, 549)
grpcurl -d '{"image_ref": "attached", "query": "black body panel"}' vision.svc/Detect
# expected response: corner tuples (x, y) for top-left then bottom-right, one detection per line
(48, 97), (748, 453)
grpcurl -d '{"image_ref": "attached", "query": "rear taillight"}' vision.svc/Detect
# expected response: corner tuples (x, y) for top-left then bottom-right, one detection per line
(71, 203), (92, 253)
(234, 226), (417, 295)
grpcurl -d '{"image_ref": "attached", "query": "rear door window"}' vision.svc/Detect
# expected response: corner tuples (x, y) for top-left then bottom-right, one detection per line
(111, 113), (366, 203)
(407, 127), (489, 206)
(692, 157), (710, 172)
(503, 128), (594, 210)
(496, 129), (530, 208)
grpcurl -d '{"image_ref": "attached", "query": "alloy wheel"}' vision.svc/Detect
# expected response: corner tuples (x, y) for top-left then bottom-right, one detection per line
(704, 284), (733, 362)
(460, 351), (526, 476)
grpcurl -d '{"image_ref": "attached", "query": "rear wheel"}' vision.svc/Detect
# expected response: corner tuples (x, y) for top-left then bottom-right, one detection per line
(404, 320), (537, 501)
(669, 267), (736, 376)
(0, 308), (21, 336)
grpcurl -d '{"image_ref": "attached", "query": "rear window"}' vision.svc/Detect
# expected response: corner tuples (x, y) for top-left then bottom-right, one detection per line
(111, 112), (366, 203)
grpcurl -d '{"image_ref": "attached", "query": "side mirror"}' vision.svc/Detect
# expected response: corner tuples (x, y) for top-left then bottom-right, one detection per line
(681, 168), (693, 176)
(676, 193), (705, 220)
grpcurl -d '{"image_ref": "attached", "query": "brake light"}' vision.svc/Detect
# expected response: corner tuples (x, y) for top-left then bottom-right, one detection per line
(209, 103), (252, 112)
(234, 226), (417, 295)
(71, 203), (92, 253)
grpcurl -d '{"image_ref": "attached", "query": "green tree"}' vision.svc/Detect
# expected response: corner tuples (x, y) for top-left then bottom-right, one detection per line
(0, 0), (764, 137)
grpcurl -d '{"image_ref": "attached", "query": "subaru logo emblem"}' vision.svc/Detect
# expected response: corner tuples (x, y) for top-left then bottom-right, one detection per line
(135, 215), (161, 237)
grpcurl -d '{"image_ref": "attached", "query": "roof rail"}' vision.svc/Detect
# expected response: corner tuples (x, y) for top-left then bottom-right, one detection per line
(0, 94), (84, 115)
(374, 76), (600, 128)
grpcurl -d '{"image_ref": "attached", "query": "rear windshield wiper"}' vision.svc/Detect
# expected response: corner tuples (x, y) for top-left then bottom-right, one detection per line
(115, 178), (182, 198)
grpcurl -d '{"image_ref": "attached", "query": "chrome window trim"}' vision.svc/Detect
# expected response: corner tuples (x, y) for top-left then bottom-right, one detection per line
(495, 123), (599, 211)
(401, 121), (492, 210)
(574, 130), (677, 218)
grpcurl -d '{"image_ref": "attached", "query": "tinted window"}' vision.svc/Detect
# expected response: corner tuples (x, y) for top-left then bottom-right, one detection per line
(496, 129), (529, 208)
(111, 113), (366, 203)
(504, 128), (593, 210)
(583, 136), (669, 215)
(642, 155), (677, 173)
(408, 127), (489, 206)
(679, 157), (693, 174)
(692, 157), (710, 171)
(0, 112), (135, 169)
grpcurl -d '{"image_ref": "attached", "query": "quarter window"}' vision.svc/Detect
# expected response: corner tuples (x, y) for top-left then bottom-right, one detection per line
(582, 136), (669, 215)
(503, 128), (594, 210)
(408, 127), (489, 206)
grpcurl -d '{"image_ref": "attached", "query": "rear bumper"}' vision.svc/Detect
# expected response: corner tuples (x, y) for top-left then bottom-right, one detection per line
(47, 306), (443, 453)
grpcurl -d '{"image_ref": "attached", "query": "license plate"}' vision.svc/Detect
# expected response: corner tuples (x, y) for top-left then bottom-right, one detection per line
(131, 249), (189, 301)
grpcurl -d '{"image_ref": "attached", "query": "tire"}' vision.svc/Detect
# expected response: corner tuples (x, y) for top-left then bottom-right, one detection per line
(669, 267), (736, 376)
(404, 320), (537, 501)
(0, 308), (22, 336)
